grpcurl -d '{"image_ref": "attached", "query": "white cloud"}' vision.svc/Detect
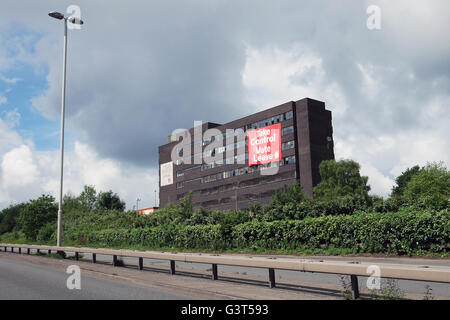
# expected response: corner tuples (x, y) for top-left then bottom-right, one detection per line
(0, 95), (6, 105)
(0, 117), (24, 155)
(242, 44), (349, 117)
(1, 108), (20, 128)
(0, 74), (21, 84)
(243, 43), (449, 198)
(0, 139), (159, 210)
(0, 1), (448, 204)
(1, 145), (38, 189)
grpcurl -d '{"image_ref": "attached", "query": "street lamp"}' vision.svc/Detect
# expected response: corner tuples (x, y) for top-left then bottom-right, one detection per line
(49, 11), (84, 247)
(136, 198), (141, 211)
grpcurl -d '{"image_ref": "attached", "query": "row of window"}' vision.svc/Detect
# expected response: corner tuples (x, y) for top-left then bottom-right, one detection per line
(175, 110), (294, 151)
(174, 126), (295, 166)
(176, 164), (201, 178)
(177, 171), (295, 203)
(176, 140), (295, 176)
(193, 189), (278, 207)
(176, 155), (296, 189)
(176, 139), (294, 177)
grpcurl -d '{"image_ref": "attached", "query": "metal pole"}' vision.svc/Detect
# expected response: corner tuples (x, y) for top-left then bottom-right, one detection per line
(57, 19), (68, 247)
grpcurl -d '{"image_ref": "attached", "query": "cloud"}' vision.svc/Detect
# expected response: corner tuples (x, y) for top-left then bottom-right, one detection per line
(0, 117), (24, 155)
(1, 108), (21, 128)
(0, 74), (21, 84)
(0, 0), (448, 201)
(0, 139), (159, 210)
(1, 145), (38, 189)
(0, 95), (6, 105)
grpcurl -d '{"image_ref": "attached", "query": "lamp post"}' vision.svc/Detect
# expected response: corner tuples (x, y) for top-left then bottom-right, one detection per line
(136, 198), (141, 211)
(48, 11), (84, 247)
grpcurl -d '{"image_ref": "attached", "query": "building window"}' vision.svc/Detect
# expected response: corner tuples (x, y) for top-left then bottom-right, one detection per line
(282, 126), (294, 136)
(285, 110), (293, 120)
(282, 140), (295, 151)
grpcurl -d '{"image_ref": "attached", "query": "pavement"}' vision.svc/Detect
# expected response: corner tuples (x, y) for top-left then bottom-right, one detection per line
(1, 249), (449, 300)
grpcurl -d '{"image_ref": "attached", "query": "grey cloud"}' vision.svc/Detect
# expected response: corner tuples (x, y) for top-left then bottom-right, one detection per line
(0, 0), (448, 186)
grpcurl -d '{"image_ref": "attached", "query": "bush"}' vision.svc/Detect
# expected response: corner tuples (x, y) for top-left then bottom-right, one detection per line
(232, 209), (449, 255)
(36, 223), (56, 243)
(403, 162), (449, 210)
(85, 224), (227, 250)
(18, 195), (58, 241)
(254, 195), (373, 222)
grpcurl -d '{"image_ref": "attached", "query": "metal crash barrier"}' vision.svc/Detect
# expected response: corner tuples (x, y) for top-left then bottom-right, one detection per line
(1, 243), (449, 299)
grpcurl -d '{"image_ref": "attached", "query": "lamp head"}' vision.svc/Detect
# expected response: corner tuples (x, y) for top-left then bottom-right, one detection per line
(48, 11), (64, 20)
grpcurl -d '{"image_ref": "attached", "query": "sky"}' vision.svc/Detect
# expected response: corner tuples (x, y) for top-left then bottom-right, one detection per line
(0, 0), (449, 209)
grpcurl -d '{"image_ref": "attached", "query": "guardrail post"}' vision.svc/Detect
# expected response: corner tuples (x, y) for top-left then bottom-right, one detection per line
(170, 260), (176, 275)
(75, 252), (79, 261)
(113, 255), (118, 267)
(139, 257), (143, 270)
(351, 275), (360, 299)
(27, 248), (30, 255)
(11, 247), (14, 253)
(212, 264), (218, 280)
(4, 246), (6, 252)
(48, 250), (51, 255)
(18, 248), (21, 254)
(92, 253), (96, 263)
(37, 249), (40, 254)
(268, 268), (276, 288)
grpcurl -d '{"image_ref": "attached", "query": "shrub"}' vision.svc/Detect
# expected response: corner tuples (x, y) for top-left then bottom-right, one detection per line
(85, 224), (227, 250)
(232, 209), (449, 255)
(37, 223), (56, 243)
(18, 195), (58, 241)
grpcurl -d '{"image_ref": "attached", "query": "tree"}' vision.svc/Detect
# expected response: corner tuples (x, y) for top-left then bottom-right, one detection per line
(18, 195), (58, 241)
(404, 162), (449, 210)
(96, 190), (126, 211)
(0, 203), (25, 234)
(391, 165), (421, 198)
(270, 181), (306, 206)
(78, 185), (98, 210)
(313, 159), (370, 200)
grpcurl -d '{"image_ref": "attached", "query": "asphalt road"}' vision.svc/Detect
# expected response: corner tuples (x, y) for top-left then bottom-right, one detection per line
(0, 257), (194, 300)
(69, 251), (450, 298)
(2, 248), (449, 299)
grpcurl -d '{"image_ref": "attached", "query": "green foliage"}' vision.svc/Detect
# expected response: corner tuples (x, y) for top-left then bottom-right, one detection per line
(391, 165), (421, 198)
(96, 190), (126, 211)
(2, 158), (449, 257)
(0, 203), (25, 234)
(253, 194), (373, 222)
(369, 279), (405, 300)
(18, 195), (58, 241)
(78, 185), (98, 211)
(313, 159), (370, 200)
(403, 162), (449, 210)
(231, 209), (449, 255)
(179, 191), (194, 218)
(270, 182), (306, 206)
(86, 224), (226, 250)
(36, 223), (56, 242)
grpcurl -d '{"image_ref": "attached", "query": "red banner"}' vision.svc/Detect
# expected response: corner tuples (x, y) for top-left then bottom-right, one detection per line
(247, 123), (281, 166)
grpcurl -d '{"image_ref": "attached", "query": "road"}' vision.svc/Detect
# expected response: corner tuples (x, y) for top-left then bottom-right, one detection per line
(1, 249), (449, 300)
(0, 257), (194, 300)
(70, 251), (450, 298)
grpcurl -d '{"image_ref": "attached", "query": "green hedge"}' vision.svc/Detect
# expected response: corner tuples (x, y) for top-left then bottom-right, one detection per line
(68, 209), (449, 255)
(232, 209), (449, 255)
(85, 224), (227, 250)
